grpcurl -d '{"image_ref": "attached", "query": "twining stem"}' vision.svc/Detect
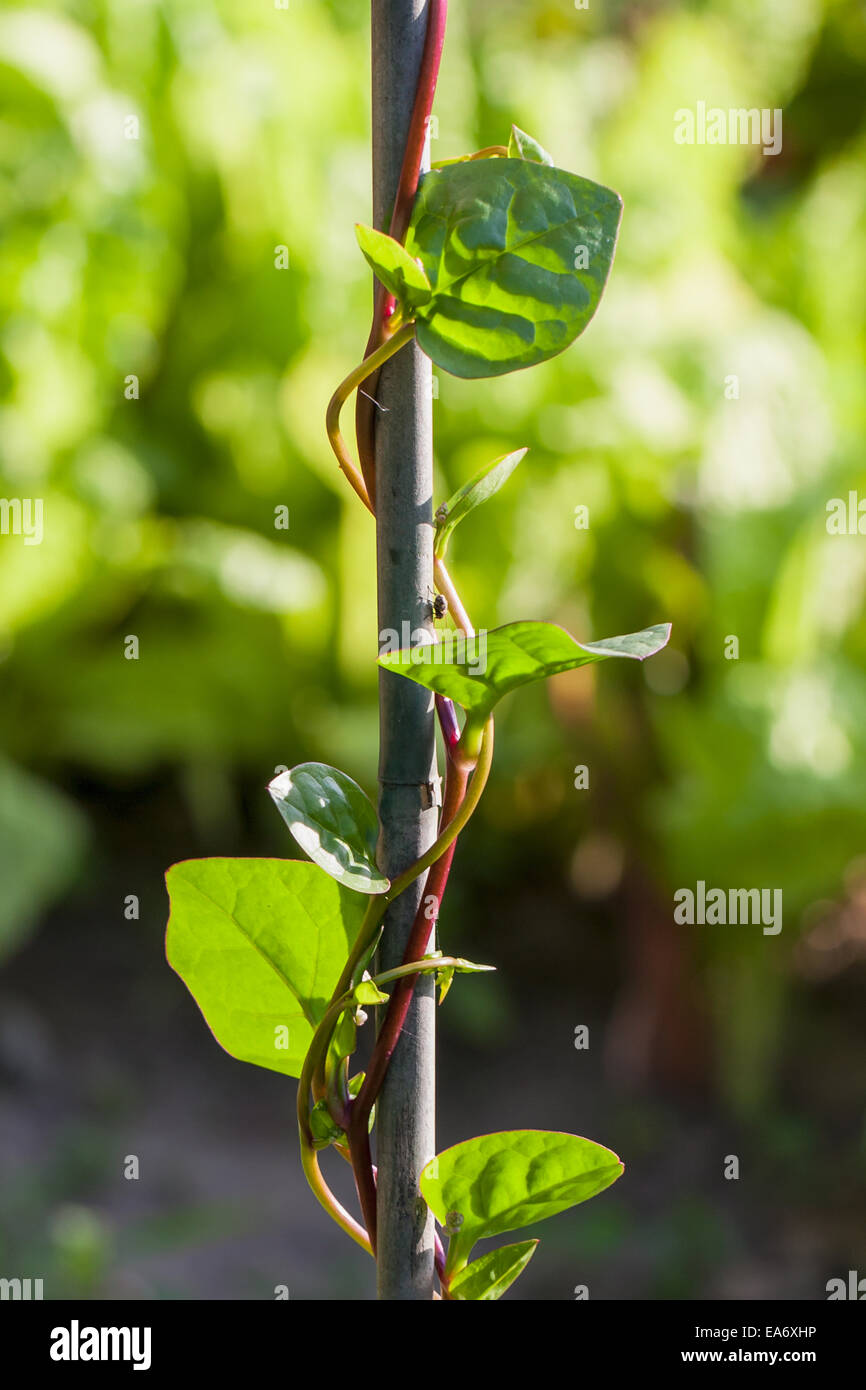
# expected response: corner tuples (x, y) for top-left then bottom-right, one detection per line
(297, 988), (375, 1255)
(350, 765), (467, 1066)
(300, 713), (492, 1244)
(326, 321), (416, 512)
(345, 563), (484, 1253)
(436, 692), (461, 749)
(356, 0), (448, 497)
(387, 0), (448, 250)
(348, 760), (466, 1245)
(348, 717), (493, 1247)
(302, 524), (492, 1269)
(313, 0), (504, 1284)
(372, 955), (489, 987)
(310, 722), (491, 1102)
(324, 730), (489, 991)
(434, 557), (473, 637)
(302, 951), (478, 1144)
(327, 898), (388, 1023)
(388, 716), (493, 899)
(297, 1142), (372, 1256)
(432, 145), (508, 166)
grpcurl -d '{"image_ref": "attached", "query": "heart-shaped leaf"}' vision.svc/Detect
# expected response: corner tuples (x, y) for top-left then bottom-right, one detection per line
(507, 124), (554, 166)
(404, 158), (622, 378)
(355, 224), (432, 311)
(379, 621), (671, 722)
(448, 1240), (539, 1301)
(420, 1129), (623, 1270)
(434, 448), (527, 560)
(165, 858), (367, 1077)
(268, 763), (388, 895)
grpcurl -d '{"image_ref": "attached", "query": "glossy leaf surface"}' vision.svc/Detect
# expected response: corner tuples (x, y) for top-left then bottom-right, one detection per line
(269, 763), (388, 895)
(379, 622), (672, 720)
(405, 158), (622, 378)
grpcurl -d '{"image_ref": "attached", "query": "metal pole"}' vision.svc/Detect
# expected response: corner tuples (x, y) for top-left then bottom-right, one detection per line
(371, 0), (438, 1301)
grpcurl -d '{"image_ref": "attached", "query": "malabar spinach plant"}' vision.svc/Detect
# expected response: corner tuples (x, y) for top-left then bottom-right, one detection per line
(165, 2), (670, 1299)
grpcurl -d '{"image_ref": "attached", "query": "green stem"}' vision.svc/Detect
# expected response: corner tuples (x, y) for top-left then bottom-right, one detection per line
(299, 726), (492, 1231)
(333, 897), (389, 998)
(312, 896), (388, 1097)
(433, 557), (474, 637)
(387, 715), (494, 899)
(297, 996), (373, 1256)
(326, 320), (417, 513)
(371, 955), (490, 988)
(309, 744), (491, 1103)
(298, 1141), (373, 1257)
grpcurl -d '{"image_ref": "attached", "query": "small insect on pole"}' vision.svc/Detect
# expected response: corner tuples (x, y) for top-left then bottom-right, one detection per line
(371, 0), (439, 1300)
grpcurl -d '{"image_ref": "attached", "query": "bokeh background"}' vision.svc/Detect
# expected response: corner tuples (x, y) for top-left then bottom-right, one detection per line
(2, 0), (866, 1300)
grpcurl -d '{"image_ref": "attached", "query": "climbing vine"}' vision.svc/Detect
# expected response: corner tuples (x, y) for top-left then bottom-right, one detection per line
(165, 1), (670, 1299)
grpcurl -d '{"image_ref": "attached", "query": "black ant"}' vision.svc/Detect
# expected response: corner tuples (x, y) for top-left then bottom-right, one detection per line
(427, 588), (448, 621)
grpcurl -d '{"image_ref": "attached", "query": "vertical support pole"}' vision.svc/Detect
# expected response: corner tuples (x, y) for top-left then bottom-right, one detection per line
(371, 0), (438, 1301)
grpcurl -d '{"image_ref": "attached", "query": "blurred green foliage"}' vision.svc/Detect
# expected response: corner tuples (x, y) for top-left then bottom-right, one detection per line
(1, 0), (865, 1114)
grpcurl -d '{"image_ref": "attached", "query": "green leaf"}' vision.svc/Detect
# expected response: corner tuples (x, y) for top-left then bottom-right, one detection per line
(436, 963), (456, 1004)
(434, 448), (527, 560)
(404, 158), (622, 378)
(309, 1099), (344, 1148)
(448, 1240), (539, 1301)
(333, 1006), (358, 1064)
(165, 858), (367, 1077)
(432, 955), (495, 1004)
(507, 125), (554, 166)
(350, 928), (384, 988)
(355, 224), (432, 310)
(348, 1072), (377, 1132)
(379, 621), (671, 722)
(354, 976), (389, 1006)
(420, 1129), (624, 1269)
(268, 763), (388, 895)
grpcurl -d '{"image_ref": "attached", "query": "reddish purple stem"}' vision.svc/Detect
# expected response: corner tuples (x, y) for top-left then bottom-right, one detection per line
(356, 0), (448, 498)
(345, 0), (452, 1265)
(436, 693), (460, 750)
